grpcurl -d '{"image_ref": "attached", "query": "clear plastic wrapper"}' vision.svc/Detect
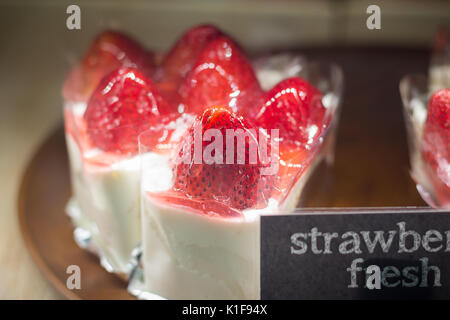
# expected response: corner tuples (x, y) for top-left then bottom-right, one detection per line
(128, 55), (344, 299)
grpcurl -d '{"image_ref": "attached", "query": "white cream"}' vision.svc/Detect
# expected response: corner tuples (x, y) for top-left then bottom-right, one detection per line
(65, 133), (142, 274)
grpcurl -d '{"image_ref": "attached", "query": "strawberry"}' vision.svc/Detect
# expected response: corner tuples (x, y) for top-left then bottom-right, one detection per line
(179, 36), (263, 115)
(156, 24), (223, 102)
(252, 77), (327, 148)
(421, 89), (450, 206)
(63, 30), (155, 102)
(172, 106), (275, 213)
(84, 67), (172, 154)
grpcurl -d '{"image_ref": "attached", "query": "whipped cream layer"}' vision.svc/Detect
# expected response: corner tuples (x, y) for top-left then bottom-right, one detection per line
(65, 103), (142, 275)
(142, 195), (260, 299)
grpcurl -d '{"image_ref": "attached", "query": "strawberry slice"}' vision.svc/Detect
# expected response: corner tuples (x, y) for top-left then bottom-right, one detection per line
(63, 30), (155, 102)
(179, 36), (263, 115)
(421, 89), (450, 206)
(171, 106), (276, 213)
(84, 67), (173, 154)
(252, 77), (327, 148)
(156, 25), (223, 102)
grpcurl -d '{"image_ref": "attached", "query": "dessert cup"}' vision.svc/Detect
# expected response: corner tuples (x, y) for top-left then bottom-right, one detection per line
(64, 101), (142, 276)
(128, 56), (344, 299)
(400, 74), (449, 209)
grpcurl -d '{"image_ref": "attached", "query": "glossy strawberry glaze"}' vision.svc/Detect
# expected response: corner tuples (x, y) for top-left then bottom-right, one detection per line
(64, 104), (143, 274)
(63, 30), (155, 102)
(179, 36), (264, 115)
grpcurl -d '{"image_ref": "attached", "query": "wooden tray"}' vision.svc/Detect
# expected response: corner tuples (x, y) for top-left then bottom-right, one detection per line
(18, 47), (427, 300)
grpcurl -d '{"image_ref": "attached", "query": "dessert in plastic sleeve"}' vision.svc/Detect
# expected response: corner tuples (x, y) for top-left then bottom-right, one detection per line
(129, 53), (343, 299)
(63, 30), (171, 275)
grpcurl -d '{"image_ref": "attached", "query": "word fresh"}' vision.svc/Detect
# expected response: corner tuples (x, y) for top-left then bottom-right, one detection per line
(348, 257), (441, 289)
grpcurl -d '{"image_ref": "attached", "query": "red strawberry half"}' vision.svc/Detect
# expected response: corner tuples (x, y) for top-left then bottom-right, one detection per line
(179, 36), (263, 115)
(156, 24), (223, 102)
(63, 30), (155, 102)
(84, 67), (173, 154)
(252, 77), (327, 149)
(421, 89), (450, 206)
(170, 106), (276, 214)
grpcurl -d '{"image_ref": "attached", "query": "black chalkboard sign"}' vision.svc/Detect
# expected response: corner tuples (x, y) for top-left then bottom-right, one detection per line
(260, 208), (450, 299)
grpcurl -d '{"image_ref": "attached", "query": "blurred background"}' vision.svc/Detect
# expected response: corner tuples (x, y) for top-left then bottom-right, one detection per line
(0, 0), (449, 299)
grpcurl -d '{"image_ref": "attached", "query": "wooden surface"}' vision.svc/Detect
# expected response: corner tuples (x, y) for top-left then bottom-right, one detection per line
(18, 47), (428, 299)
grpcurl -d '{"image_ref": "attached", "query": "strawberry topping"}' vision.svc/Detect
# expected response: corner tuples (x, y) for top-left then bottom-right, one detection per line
(84, 67), (172, 154)
(171, 106), (276, 213)
(156, 25), (223, 102)
(253, 77), (327, 148)
(63, 30), (155, 102)
(179, 36), (263, 115)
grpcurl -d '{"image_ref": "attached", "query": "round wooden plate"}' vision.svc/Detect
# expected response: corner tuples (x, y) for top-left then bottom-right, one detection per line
(18, 47), (428, 300)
